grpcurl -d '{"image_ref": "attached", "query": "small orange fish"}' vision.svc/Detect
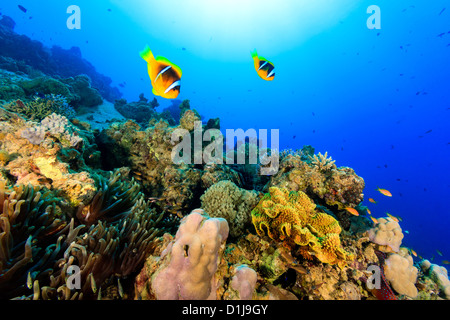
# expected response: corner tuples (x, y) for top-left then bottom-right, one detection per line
(370, 217), (378, 224)
(410, 249), (417, 257)
(386, 213), (399, 222)
(369, 198), (377, 204)
(442, 260), (450, 265)
(345, 207), (359, 216)
(367, 208), (372, 215)
(377, 188), (392, 197)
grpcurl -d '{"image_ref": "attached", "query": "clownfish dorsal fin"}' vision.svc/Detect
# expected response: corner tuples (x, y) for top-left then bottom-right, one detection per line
(155, 56), (182, 78)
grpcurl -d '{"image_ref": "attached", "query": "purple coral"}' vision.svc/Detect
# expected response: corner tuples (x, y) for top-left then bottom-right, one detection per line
(230, 264), (257, 300)
(151, 209), (229, 300)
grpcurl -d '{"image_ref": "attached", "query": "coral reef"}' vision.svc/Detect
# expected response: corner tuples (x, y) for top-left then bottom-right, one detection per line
(251, 187), (352, 267)
(200, 180), (260, 237)
(96, 109), (240, 217)
(267, 146), (365, 211)
(0, 13), (446, 302)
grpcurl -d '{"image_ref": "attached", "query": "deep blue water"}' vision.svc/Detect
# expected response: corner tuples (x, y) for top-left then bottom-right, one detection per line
(1, 0), (449, 264)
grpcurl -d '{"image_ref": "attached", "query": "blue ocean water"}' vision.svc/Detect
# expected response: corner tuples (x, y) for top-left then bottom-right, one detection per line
(1, 0), (449, 264)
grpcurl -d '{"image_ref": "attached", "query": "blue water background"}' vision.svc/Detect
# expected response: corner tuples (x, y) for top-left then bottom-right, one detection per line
(1, 0), (449, 263)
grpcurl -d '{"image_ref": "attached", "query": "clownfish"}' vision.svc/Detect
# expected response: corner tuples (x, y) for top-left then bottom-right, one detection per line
(251, 49), (275, 81)
(140, 45), (182, 99)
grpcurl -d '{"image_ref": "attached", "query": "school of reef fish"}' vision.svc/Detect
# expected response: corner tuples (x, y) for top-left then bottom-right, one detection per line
(0, 14), (450, 300)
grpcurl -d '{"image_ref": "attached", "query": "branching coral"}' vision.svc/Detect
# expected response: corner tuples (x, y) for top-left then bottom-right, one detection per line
(251, 187), (352, 267)
(308, 152), (336, 172)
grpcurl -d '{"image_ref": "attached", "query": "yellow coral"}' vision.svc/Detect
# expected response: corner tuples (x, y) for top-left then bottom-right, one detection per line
(0, 150), (10, 164)
(251, 187), (352, 267)
(33, 156), (64, 180)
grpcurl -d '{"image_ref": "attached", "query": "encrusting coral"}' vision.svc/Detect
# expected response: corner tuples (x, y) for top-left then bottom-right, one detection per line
(251, 186), (352, 268)
(200, 180), (260, 237)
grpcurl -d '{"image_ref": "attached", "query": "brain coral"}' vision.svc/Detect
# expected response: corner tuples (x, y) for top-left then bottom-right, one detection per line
(368, 217), (404, 253)
(251, 186), (352, 267)
(200, 180), (260, 237)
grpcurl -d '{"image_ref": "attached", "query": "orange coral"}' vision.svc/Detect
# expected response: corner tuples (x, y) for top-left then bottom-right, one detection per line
(251, 187), (352, 267)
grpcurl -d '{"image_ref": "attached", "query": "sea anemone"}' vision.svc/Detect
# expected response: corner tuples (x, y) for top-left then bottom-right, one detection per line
(0, 181), (69, 299)
(76, 170), (142, 225)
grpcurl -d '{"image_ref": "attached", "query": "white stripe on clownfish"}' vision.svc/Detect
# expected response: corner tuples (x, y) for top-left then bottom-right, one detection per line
(165, 80), (180, 94)
(155, 65), (172, 82)
(267, 69), (275, 78)
(258, 61), (268, 71)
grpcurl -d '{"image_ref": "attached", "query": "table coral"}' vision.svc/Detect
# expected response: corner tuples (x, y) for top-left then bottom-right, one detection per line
(251, 186), (352, 268)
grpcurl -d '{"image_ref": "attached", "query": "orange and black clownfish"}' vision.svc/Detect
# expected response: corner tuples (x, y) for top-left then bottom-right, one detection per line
(140, 45), (182, 99)
(251, 49), (275, 81)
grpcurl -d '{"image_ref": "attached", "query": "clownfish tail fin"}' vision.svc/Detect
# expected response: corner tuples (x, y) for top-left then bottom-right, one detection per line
(140, 45), (155, 63)
(250, 49), (258, 59)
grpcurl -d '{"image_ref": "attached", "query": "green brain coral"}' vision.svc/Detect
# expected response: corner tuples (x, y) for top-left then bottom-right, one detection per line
(251, 187), (352, 268)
